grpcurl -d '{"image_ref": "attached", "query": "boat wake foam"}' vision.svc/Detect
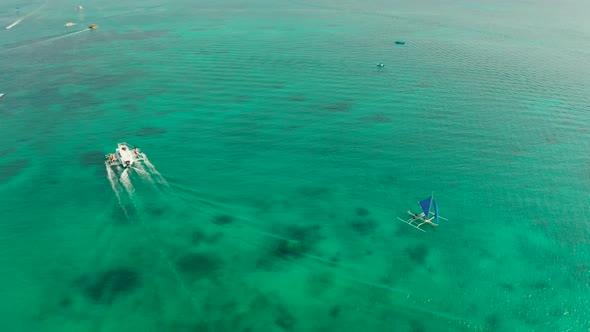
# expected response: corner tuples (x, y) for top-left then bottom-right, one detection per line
(104, 152), (200, 313)
(106, 162), (127, 217)
(141, 153), (168, 187)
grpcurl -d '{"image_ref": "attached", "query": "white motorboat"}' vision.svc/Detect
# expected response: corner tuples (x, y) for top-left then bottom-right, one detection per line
(106, 142), (143, 168)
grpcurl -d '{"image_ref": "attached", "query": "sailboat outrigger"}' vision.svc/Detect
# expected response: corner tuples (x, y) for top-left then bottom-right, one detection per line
(397, 193), (447, 232)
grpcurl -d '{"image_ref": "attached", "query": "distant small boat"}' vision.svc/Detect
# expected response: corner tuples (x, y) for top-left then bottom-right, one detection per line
(65, 22), (76, 27)
(0, 93), (5, 99)
(377, 63), (384, 68)
(88, 24), (98, 30)
(397, 193), (448, 232)
(395, 41), (405, 45)
(106, 142), (143, 168)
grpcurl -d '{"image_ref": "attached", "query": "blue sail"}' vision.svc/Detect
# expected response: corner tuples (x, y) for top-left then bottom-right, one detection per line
(433, 200), (439, 224)
(419, 196), (432, 219)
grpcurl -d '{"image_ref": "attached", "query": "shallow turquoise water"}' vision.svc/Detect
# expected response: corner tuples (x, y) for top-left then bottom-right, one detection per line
(1, 0), (590, 331)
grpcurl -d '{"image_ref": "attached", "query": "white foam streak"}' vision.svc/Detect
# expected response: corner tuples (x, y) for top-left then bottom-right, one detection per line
(133, 163), (153, 181)
(5, 18), (23, 29)
(106, 162), (127, 217)
(119, 168), (135, 197)
(142, 154), (169, 186)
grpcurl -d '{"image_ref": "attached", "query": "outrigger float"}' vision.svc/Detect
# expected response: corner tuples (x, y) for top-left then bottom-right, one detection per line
(106, 142), (144, 168)
(397, 193), (447, 232)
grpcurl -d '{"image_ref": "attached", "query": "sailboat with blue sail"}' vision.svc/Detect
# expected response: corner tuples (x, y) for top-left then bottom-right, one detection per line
(397, 193), (448, 232)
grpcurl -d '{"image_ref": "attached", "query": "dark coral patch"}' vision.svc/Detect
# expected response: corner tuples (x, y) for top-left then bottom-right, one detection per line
(365, 114), (391, 123)
(264, 225), (322, 264)
(329, 305), (341, 317)
(288, 95), (305, 102)
(409, 320), (425, 332)
(213, 214), (234, 225)
(175, 252), (222, 279)
(234, 96), (251, 103)
(145, 204), (167, 217)
(355, 207), (370, 217)
(306, 272), (333, 296)
(123, 104), (138, 112)
(191, 230), (223, 246)
(296, 186), (331, 198)
(274, 305), (296, 330)
(405, 243), (429, 265)
(0, 147), (16, 158)
(80, 150), (104, 167)
(350, 218), (377, 235)
(111, 203), (138, 224)
(484, 313), (501, 331)
(59, 297), (72, 308)
(136, 126), (168, 137)
(0, 159), (30, 183)
(286, 224), (323, 246)
(79, 267), (141, 304)
(191, 230), (207, 245)
(324, 101), (354, 112)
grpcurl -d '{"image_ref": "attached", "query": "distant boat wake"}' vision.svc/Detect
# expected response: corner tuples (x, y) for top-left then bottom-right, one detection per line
(0, 28), (91, 54)
(105, 151), (169, 215)
(104, 153), (200, 313)
(5, 18), (23, 29)
(4, 0), (48, 30)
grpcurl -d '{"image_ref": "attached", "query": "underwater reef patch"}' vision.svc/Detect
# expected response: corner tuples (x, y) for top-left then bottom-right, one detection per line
(277, 224), (324, 256)
(190, 229), (223, 246)
(175, 251), (222, 279)
(405, 243), (429, 265)
(80, 150), (104, 167)
(258, 224), (324, 270)
(355, 207), (370, 217)
(349, 218), (377, 235)
(324, 100), (355, 112)
(306, 271), (334, 296)
(78, 267), (141, 304)
(274, 304), (296, 330)
(288, 95), (305, 102)
(111, 203), (138, 224)
(329, 305), (341, 318)
(212, 214), (234, 225)
(0, 159), (30, 184)
(484, 313), (502, 331)
(136, 126), (168, 137)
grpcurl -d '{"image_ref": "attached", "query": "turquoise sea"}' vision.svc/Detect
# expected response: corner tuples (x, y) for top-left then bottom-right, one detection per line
(1, 0), (590, 331)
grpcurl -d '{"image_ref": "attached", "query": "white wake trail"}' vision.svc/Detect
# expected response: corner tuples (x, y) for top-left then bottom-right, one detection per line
(5, 0), (48, 30)
(107, 159), (200, 314)
(133, 162), (157, 184)
(5, 18), (23, 29)
(106, 163), (128, 217)
(119, 168), (135, 197)
(0, 29), (90, 54)
(141, 153), (169, 186)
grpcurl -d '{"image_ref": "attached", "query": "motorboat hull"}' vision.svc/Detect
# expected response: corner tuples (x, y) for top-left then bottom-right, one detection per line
(106, 143), (142, 168)
(116, 144), (135, 167)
